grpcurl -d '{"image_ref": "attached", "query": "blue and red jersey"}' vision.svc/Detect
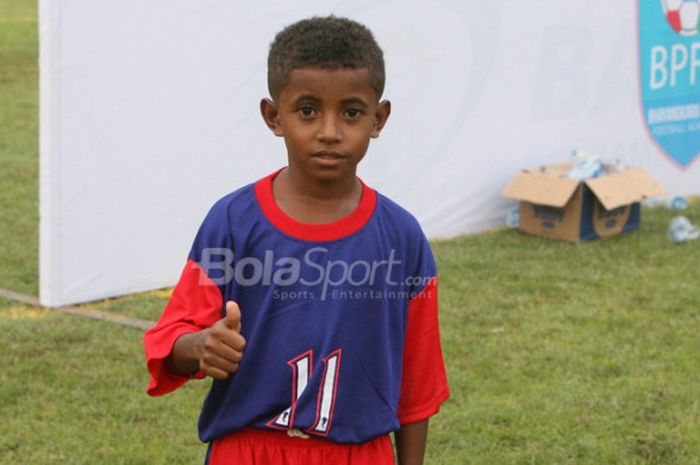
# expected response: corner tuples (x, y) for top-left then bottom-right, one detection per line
(144, 169), (449, 445)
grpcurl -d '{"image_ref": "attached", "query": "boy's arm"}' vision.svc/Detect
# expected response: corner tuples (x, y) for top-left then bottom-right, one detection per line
(144, 259), (237, 395)
(395, 273), (449, 461)
(394, 420), (429, 465)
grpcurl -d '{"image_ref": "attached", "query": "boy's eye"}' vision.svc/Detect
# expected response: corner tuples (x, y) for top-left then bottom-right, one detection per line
(345, 108), (363, 119)
(298, 106), (316, 117)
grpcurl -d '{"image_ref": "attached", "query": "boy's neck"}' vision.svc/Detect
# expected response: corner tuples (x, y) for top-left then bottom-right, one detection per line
(271, 167), (363, 224)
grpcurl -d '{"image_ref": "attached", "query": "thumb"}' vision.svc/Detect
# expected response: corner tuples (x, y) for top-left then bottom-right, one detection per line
(224, 301), (241, 332)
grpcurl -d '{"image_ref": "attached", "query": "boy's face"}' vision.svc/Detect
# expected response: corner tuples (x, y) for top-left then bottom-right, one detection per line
(261, 67), (390, 184)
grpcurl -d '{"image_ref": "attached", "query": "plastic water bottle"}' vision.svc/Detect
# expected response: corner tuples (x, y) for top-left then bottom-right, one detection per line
(667, 216), (700, 243)
(505, 208), (520, 228)
(670, 196), (689, 210)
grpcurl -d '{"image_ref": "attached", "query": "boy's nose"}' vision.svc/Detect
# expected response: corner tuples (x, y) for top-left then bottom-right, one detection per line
(317, 115), (342, 144)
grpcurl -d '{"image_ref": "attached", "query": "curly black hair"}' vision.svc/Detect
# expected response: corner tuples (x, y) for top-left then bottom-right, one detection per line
(267, 16), (385, 101)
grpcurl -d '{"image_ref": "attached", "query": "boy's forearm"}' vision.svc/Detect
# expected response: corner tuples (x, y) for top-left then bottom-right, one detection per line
(394, 419), (429, 465)
(164, 332), (204, 376)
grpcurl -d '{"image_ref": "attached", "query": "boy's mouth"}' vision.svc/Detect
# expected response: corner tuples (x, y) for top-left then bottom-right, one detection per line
(312, 151), (345, 160)
(311, 151), (347, 166)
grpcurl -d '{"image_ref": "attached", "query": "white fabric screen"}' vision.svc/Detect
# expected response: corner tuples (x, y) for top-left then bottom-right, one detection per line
(40, 0), (700, 306)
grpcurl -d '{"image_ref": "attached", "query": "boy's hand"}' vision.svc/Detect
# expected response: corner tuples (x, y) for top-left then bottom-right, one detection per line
(195, 301), (246, 380)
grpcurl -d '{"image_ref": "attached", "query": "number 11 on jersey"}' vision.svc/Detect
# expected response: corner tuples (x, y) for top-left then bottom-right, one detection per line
(267, 348), (342, 436)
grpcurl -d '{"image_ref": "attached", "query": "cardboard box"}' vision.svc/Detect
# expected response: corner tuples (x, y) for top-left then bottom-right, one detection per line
(501, 164), (665, 241)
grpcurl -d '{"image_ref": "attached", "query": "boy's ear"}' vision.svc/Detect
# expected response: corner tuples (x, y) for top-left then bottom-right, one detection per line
(260, 98), (284, 136)
(371, 100), (391, 139)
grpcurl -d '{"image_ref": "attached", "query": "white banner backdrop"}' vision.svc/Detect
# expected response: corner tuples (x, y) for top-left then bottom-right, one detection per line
(40, 0), (700, 306)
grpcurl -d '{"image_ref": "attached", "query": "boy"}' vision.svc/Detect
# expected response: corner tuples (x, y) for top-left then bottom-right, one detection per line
(144, 16), (449, 465)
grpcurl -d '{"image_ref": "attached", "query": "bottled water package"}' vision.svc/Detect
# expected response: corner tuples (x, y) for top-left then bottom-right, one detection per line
(565, 149), (604, 181)
(667, 216), (700, 243)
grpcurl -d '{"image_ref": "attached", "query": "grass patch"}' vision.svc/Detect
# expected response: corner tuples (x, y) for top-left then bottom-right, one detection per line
(90, 288), (172, 322)
(428, 202), (700, 464)
(0, 296), (210, 465)
(0, 0), (39, 295)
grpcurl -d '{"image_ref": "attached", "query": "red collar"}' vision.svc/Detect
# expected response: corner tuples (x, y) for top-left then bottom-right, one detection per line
(253, 168), (377, 242)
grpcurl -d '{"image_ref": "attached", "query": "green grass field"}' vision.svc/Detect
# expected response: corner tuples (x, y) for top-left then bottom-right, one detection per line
(0, 0), (38, 295)
(2, 1), (700, 464)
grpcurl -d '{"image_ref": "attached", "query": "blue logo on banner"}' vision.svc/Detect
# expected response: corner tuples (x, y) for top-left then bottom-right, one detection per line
(639, 0), (700, 168)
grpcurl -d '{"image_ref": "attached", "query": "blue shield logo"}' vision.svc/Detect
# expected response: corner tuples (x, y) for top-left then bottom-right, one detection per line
(639, 0), (700, 168)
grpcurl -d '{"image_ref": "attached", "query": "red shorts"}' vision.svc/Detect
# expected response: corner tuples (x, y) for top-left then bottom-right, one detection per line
(206, 428), (395, 465)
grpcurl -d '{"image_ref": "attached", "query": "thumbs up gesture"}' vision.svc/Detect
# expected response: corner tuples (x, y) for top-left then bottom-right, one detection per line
(198, 301), (247, 380)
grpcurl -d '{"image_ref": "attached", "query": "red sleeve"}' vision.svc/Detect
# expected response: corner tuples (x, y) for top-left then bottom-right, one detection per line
(397, 276), (450, 425)
(143, 259), (223, 396)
